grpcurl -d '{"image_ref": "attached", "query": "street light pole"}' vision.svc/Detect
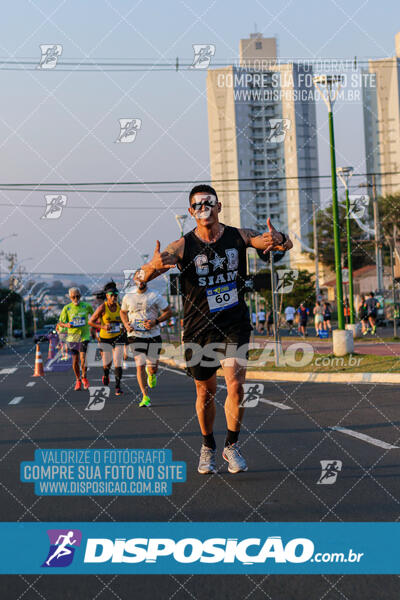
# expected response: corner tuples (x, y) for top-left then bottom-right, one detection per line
(313, 75), (345, 330)
(371, 174), (384, 292)
(312, 201), (320, 301)
(175, 214), (187, 238)
(175, 215), (187, 341)
(0, 234), (17, 286)
(388, 233), (398, 338)
(21, 298), (26, 339)
(337, 166), (355, 324)
(270, 253), (280, 367)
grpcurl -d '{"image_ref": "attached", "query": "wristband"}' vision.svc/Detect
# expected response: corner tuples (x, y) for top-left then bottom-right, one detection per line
(155, 318), (159, 325)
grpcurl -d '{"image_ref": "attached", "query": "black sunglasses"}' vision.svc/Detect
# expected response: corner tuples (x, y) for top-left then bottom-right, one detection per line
(190, 196), (218, 212)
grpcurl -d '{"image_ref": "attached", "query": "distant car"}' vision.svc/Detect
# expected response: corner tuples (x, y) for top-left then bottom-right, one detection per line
(13, 329), (23, 339)
(43, 324), (56, 332)
(34, 328), (51, 343)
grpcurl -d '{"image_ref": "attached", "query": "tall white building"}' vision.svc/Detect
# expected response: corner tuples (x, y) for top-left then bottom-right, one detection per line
(363, 32), (400, 195)
(206, 33), (319, 270)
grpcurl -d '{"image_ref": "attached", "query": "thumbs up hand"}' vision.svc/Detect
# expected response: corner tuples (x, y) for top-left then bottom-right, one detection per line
(135, 240), (180, 285)
(261, 218), (285, 253)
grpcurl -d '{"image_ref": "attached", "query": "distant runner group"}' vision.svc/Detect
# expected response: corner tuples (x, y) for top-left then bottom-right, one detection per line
(58, 280), (171, 405)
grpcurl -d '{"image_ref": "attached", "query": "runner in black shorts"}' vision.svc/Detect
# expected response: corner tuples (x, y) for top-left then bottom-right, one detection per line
(125, 335), (162, 360)
(365, 291), (379, 335)
(323, 301), (332, 334)
(137, 184), (292, 474)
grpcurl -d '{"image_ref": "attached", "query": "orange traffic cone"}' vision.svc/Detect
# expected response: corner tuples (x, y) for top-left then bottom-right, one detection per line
(47, 336), (56, 359)
(33, 344), (45, 377)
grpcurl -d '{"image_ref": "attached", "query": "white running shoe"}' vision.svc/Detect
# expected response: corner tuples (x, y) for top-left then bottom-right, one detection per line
(198, 445), (217, 474)
(222, 443), (248, 473)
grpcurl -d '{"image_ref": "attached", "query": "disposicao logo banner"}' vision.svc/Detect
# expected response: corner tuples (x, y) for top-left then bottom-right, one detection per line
(0, 523), (399, 574)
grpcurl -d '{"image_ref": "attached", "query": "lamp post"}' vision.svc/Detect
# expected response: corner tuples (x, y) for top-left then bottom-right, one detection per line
(175, 214), (187, 238)
(386, 229), (398, 338)
(337, 166), (355, 324)
(7, 256), (33, 340)
(312, 203), (320, 302)
(174, 215), (187, 341)
(270, 253), (281, 366)
(358, 177), (383, 292)
(9, 257), (33, 290)
(313, 74), (345, 329)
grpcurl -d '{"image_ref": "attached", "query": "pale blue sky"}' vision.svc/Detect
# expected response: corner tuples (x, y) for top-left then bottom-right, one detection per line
(0, 0), (399, 281)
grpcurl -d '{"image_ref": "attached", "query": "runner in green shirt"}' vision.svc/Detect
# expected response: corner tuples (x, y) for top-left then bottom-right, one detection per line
(59, 287), (94, 391)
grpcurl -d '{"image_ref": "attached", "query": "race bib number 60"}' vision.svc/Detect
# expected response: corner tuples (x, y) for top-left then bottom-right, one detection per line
(206, 282), (239, 313)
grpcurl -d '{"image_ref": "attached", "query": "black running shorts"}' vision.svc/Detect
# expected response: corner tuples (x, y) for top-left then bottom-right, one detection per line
(183, 328), (251, 381)
(126, 335), (162, 359)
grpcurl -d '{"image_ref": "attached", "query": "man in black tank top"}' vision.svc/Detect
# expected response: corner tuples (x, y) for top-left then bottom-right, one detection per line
(137, 185), (292, 474)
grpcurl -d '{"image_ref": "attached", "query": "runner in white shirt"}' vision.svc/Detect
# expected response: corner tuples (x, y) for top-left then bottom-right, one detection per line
(284, 305), (296, 335)
(120, 280), (172, 407)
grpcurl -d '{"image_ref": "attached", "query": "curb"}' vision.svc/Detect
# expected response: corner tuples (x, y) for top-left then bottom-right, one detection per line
(159, 358), (400, 385)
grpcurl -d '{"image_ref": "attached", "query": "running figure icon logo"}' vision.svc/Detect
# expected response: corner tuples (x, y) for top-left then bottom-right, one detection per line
(190, 44), (216, 69)
(276, 269), (298, 294)
(317, 460), (342, 485)
(37, 44), (63, 69)
(42, 529), (82, 567)
(241, 383), (264, 407)
(85, 387), (109, 411)
(348, 195), (369, 219)
(116, 118), (142, 143)
(42, 195), (67, 219)
(267, 118), (291, 143)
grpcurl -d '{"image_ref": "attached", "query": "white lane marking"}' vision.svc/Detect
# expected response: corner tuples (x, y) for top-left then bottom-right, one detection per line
(26, 382), (36, 387)
(0, 368), (17, 375)
(259, 398), (292, 410)
(218, 384), (291, 410)
(330, 426), (399, 450)
(160, 367), (289, 409)
(9, 396), (23, 405)
(160, 365), (187, 377)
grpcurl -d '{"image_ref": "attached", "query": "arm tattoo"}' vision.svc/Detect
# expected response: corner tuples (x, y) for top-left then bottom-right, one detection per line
(163, 241), (181, 263)
(242, 228), (261, 245)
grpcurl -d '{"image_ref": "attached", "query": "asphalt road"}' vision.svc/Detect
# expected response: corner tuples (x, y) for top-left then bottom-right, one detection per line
(1, 341), (400, 599)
